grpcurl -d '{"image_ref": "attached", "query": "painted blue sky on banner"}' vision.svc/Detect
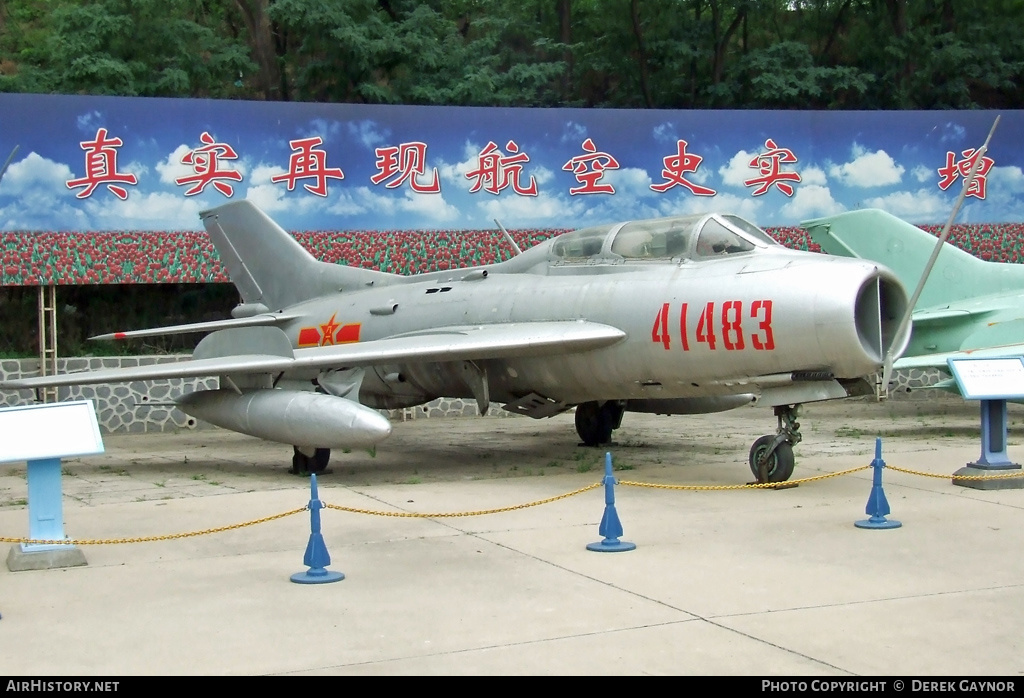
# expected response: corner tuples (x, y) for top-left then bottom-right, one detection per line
(0, 93), (1020, 231)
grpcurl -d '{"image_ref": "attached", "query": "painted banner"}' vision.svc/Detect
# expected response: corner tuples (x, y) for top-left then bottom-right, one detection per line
(0, 93), (1020, 232)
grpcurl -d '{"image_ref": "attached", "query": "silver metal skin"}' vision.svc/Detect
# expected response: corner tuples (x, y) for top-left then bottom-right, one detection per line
(176, 389), (391, 450)
(1, 201), (910, 480)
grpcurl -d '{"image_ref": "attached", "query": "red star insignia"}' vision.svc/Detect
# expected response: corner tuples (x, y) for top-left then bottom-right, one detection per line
(319, 313), (340, 346)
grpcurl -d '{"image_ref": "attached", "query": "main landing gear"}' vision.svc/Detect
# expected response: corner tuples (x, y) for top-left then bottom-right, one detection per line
(574, 400), (626, 446)
(291, 446), (331, 475)
(749, 404), (802, 484)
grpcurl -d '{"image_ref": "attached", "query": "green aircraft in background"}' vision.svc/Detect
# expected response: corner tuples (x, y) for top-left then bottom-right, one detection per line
(803, 208), (1024, 386)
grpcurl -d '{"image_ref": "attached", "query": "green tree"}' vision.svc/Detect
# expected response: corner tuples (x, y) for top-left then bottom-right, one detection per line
(2, 0), (1022, 109)
(262, 0), (567, 105)
(0, 0), (254, 97)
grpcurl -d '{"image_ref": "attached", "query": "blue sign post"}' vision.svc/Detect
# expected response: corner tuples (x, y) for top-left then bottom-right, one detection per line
(946, 358), (1024, 490)
(0, 400), (105, 570)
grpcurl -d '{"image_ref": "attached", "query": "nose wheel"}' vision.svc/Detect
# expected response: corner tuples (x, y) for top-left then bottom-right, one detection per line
(749, 405), (801, 483)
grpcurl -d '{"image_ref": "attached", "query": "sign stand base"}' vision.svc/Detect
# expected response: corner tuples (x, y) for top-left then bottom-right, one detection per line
(945, 362), (1024, 491)
(954, 399), (1023, 490)
(6, 544), (87, 572)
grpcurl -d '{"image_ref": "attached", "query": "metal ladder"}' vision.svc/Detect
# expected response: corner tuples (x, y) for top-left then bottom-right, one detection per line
(37, 285), (58, 403)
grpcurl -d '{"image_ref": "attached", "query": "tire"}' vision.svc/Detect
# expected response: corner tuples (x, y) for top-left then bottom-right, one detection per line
(310, 448), (331, 474)
(291, 447), (331, 475)
(748, 435), (795, 483)
(573, 399), (610, 442)
(290, 447), (309, 475)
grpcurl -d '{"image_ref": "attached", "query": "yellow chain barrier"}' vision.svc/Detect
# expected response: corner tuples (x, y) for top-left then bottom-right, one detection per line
(884, 464), (1024, 481)
(2, 461), (1021, 546)
(324, 482), (601, 518)
(620, 465), (871, 490)
(0, 507), (308, 546)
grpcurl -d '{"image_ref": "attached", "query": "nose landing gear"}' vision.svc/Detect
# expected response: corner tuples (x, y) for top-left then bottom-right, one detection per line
(749, 405), (801, 483)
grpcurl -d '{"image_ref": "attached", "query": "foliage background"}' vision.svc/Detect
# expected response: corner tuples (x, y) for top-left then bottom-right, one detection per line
(2, 0), (1022, 110)
(2, 0), (1022, 356)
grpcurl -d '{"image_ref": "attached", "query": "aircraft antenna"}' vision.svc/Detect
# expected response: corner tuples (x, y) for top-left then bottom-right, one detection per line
(0, 145), (20, 187)
(494, 219), (522, 256)
(880, 115), (1001, 398)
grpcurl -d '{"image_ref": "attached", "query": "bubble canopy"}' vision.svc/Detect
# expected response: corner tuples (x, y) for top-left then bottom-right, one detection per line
(550, 213), (780, 262)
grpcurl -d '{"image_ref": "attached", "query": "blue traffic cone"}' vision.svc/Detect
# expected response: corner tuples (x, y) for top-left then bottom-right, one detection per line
(291, 473), (345, 583)
(587, 452), (636, 552)
(855, 438), (902, 529)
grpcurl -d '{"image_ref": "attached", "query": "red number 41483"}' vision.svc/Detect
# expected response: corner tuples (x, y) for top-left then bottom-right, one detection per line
(651, 300), (775, 352)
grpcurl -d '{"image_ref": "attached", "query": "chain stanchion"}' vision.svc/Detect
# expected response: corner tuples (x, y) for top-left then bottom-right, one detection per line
(586, 452), (635, 553)
(6, 457), (1019, 549)
(291, 473), (344, 584)
(855, 438), (901, 530)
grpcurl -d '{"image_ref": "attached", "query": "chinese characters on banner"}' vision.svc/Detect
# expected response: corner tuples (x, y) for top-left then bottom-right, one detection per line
(937, 148), (995, 198)
(65, 128), (994, 202)
(65, 128), (138, 200)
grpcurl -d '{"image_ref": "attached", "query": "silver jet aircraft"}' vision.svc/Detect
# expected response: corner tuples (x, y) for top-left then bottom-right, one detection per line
(2, 201), (910, 482)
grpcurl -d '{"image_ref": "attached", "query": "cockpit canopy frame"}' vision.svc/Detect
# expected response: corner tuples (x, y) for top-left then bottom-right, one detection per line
(549, 213), (779, 264)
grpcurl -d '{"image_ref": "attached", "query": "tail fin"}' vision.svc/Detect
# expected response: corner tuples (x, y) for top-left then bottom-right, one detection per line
(801, 208), (1024, 310)
(200, 200), (398, 310)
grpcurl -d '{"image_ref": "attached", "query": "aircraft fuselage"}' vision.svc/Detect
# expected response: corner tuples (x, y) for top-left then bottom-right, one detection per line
(276, 249), (903, 409)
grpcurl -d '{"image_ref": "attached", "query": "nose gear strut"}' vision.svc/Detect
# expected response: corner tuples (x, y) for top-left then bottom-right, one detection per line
(748, 404), (801, 484)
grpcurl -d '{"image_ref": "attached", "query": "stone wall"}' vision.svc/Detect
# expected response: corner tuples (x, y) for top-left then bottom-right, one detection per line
(0, 357), (218, 433)
(0, 356), (950, 434)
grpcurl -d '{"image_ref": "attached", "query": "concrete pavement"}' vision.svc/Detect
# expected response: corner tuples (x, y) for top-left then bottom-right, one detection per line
(1, 400), (1023, 675)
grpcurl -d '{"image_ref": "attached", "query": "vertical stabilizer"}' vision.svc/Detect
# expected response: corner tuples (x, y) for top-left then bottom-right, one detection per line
(802, 209), (1024, 310)
(200, 200), (397, 310)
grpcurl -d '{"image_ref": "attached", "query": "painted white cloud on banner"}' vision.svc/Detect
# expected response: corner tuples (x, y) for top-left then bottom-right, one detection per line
(1, 152), (75, 193)
(862, 189), (951, 221)
(799, 165), (828, 187)
(780, 185), (846, 221)
(298, 118), (343, 143)
(828, 146), (904, 187)
(966, 165), (1024, 222)
(156, 144), (201, 185)
(349, 120), (388, 150)
(652, 123), (679, 144)
(912, 164), (933, 183)
(84, 191), (205, 230)
(74, 110), (104, 135)
(396, 190), (459, 223)
(0, 152), (95, 229)
(719, 150), (757, 188)
(668, 191), (764, 222)
(475, 191), (579, 226)
(939, 121), (967, 145)
(560, 121), (588, 145)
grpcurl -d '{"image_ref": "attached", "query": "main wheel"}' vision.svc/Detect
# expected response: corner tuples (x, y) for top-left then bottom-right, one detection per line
(748, 435), (795, 483)
(574, 401), (619, 446)
(290, 448), (308, 475)
(290, 447), (332, 475)
(310, 448), (331, 474)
